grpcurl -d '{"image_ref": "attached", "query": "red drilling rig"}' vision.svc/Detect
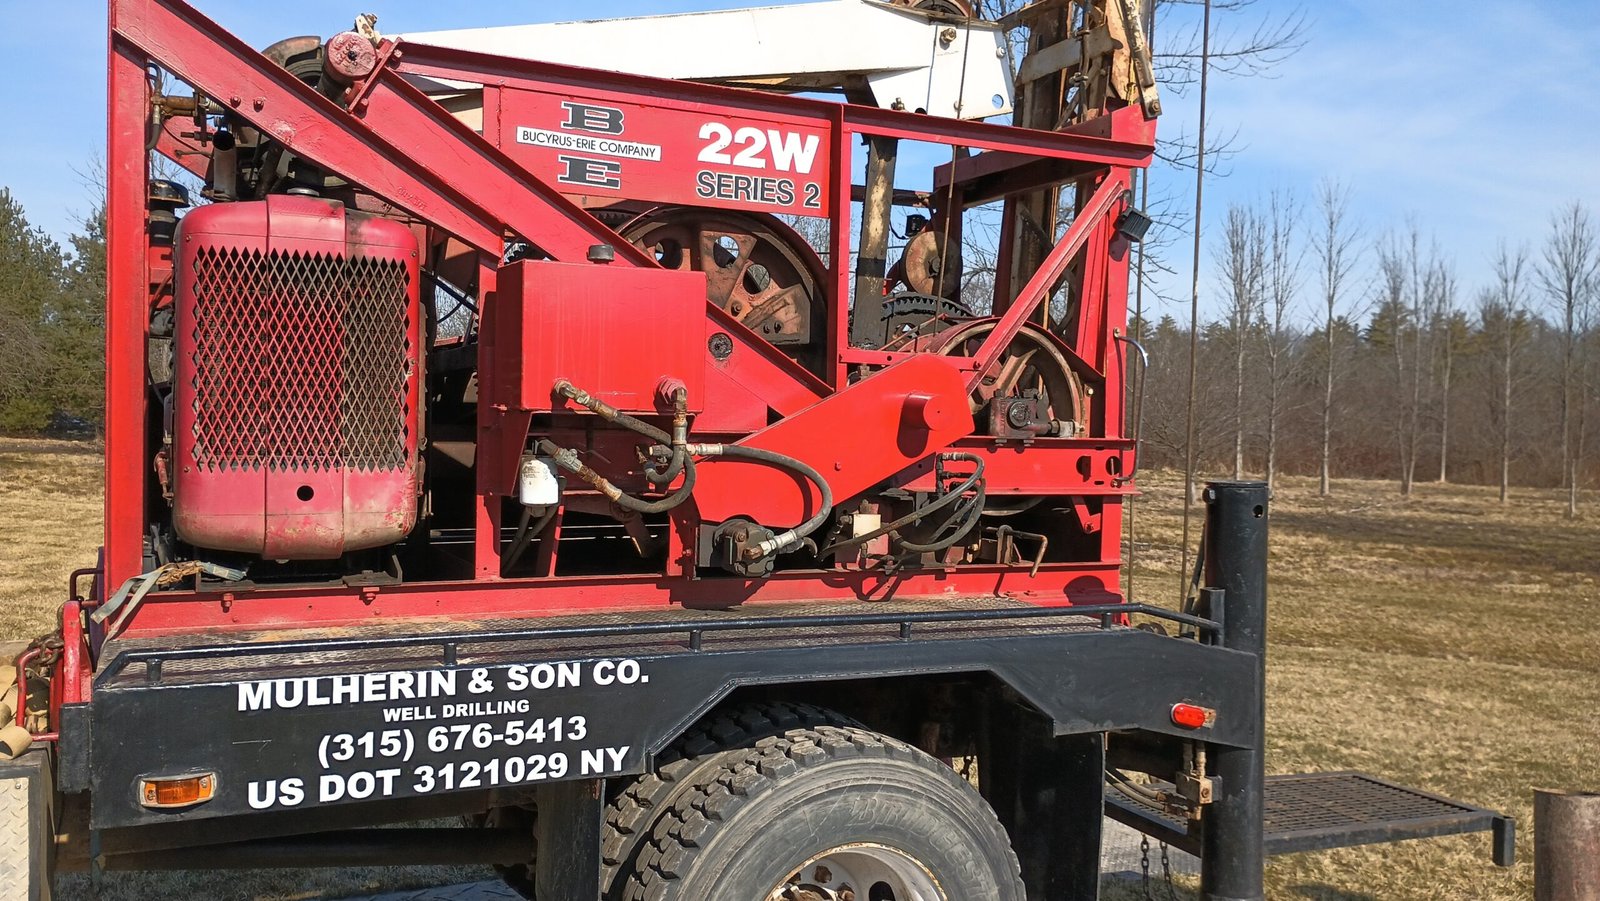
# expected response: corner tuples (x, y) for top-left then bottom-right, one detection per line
(0, 1), (1512, 897)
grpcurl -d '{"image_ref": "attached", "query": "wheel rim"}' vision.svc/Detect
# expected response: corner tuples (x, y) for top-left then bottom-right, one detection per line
(768, 842), (948, 901)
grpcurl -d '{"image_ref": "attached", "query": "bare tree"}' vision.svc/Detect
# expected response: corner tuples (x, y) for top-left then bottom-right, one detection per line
(1216, 204), (1265, 479)
(1481, 243), (1530, 502)
(1429, 261), (1463, 483)
(1372, 226), (1428, 496)
(1538, 202), (1599, 518)
(1313, 180), (1359, 495)
(1261, 188), (1300, 488)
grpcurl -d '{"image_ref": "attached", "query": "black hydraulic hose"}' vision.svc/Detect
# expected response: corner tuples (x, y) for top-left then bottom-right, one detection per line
(546, 380), (832, 558)
(556, 379), (689, 486)
(503, 504), (558, 573)
(894, 486), (987, 553)
(693, 444), (834, 554)
(821, 452), (986, 555)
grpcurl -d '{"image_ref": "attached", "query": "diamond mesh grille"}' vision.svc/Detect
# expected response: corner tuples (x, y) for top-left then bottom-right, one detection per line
(189, 247), (412, 473)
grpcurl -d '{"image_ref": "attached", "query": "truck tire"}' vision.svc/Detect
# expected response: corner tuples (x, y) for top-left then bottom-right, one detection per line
(493, 701), (857, 899)
(601, 702), (857, 897)
(621, 724), (1024, 901)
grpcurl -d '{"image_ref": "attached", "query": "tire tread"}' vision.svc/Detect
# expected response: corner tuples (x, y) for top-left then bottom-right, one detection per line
(625, 723), (1022, 901)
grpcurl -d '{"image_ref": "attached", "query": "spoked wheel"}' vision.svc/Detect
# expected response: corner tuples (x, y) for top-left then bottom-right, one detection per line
(886, 319), (1090, 432)
(617, 206), (828, 372)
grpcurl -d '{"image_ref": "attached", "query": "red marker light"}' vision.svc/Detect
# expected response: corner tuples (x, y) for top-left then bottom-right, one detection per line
(1171, 703), (1215, 730)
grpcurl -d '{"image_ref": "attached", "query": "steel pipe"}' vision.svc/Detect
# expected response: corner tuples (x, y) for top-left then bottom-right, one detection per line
(1535, 789), (1600, 901)
(1199, 480), (1268, 901)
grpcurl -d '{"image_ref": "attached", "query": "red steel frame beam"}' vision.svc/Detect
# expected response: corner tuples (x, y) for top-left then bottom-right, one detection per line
(389, 43), (1155, 171)
(964, 171), (1129, 388)
(105, 33), (150, 588)
(118, 564), (1125, 635)
(151, 120), (209, 179)
(112, 0), (650, 265)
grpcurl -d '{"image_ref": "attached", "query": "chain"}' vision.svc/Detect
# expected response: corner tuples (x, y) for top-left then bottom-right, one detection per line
(1139, 834), (1153, 899)
(1160, 841), (1178, 899)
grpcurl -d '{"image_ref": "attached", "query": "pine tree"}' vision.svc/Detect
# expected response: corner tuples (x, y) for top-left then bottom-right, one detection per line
(49, 207), (107, 426)
(0, 189), (67, 433)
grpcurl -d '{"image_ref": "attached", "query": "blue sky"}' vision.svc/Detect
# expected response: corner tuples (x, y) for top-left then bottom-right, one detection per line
(3, 0), (1596, 324)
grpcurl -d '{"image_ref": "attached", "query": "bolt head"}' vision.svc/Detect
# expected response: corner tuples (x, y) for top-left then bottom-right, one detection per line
(587, 243), (616, 264)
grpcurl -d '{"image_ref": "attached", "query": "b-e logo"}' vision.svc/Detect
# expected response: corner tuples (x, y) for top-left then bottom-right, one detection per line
(557, 155), (623, 189)
(560, 102), (624, 136)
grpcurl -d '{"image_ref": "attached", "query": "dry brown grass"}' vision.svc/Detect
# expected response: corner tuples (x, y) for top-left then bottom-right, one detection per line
(5, 442), (1592, 898)
(0, 439), (484, 898)
(1122, 469), (1600, 899)
(0, 439), (102, 639)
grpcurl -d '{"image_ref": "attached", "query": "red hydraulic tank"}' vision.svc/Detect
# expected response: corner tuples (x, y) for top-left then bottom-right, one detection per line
(170, 196), (423, 559)
(491, 258), (708, 414)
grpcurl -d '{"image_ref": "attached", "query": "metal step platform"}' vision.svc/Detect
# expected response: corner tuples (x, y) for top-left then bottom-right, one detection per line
(1104, 770), (1515, 867)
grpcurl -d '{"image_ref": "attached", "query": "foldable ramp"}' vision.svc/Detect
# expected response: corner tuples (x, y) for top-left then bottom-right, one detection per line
(1105, 771), (1515, 867)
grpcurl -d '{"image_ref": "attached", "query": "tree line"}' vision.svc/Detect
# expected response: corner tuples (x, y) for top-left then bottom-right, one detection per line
(0, 189), (105, 435)
(1133, 184), (1599, 517)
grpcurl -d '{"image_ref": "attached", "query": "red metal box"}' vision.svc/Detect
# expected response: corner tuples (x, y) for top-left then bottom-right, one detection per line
(492, 260), (708, 414)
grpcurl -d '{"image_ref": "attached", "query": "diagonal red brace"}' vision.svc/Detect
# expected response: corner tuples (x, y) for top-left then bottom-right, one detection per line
(965, 173), (1128, 390)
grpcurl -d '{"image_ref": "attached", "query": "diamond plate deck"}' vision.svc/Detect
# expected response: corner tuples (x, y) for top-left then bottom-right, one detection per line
(1104, 770), (1515, 866)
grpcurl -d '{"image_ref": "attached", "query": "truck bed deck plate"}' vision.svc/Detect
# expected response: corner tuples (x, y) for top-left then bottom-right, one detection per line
(1105, 770), (1515, 866)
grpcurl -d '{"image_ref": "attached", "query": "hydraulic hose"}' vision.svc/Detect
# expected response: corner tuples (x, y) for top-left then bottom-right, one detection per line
(684, 444), (833, 557)
(537, 439), (697, 515)
(553, 379), (672, 445)
(893, 486), (986, 553)
(820, 452), (986, 556)
(502, 503), (558, 572)
(546, 380), (833, 560)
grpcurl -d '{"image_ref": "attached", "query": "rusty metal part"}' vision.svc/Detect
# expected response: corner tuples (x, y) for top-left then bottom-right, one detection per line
(899, 228), (961, 298)
(891, 0), (975, 17)
(618, 207), (826, 350)
(323, 31), (378, 85)
(1535, 790), (1600, 901)
(978, 525), (1048, 576)
(889, 319), (1089, 428)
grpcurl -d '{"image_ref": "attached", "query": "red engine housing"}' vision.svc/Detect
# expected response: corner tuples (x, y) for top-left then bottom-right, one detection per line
(171, 195), (422, 560)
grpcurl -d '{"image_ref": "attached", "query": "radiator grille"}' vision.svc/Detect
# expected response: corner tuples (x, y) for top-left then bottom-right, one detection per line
(188, 247), (412, 472)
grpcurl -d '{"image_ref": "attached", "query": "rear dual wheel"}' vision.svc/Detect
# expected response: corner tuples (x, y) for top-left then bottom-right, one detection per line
(490, 702), (1024, 901)
(613, 706), (1023, 901)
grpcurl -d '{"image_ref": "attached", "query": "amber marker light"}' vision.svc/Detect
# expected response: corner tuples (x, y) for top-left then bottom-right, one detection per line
(138, 773), (217, 809)
(1170, 703), (1216, 730)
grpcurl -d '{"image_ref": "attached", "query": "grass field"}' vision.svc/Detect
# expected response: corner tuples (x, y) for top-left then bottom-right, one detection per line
(3, 437), (1593, 899)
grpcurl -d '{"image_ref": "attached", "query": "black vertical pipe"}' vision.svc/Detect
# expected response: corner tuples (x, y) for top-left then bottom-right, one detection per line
(1199, 480), (1268, 901)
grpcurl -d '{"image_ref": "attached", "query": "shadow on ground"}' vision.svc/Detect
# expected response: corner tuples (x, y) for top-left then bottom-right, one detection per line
(1289, 884), (1380, 901)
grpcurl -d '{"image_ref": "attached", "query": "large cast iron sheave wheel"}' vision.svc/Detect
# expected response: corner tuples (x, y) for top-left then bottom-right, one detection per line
(617, 207), (829, 372)
(885, 319), (1091, 427)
